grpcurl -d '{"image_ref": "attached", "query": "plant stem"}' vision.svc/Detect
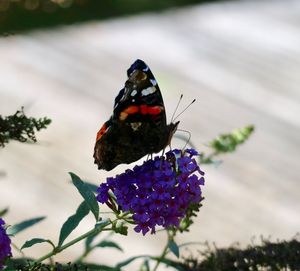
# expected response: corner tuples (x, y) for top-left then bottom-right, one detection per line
(33, 211), (131, 267)
(152, 231), (173, 271)
(152, 244), (168, 271)
(33, 220), (112, 265)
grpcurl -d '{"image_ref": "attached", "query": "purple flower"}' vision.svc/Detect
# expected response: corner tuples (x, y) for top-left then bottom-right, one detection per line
(178, 157), (198, 173)
(97, 148), (205, 235)
(96, 183), (110, 203)
(185, 148), (199, 156)
(0, 218), (12, 270)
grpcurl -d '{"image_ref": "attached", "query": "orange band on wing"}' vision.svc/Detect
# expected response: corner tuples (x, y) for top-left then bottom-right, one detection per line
(146, 106), (162, 115)
(119, 105), (162, 121)
(119, 105), (139, 121)
(96, 123), (107, 141)
(123, 105), (139, 114)
(140, 105), (162, 115)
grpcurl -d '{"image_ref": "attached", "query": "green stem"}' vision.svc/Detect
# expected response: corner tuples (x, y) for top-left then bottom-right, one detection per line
(74, 228), (115, 263)
(34, 227), (101, 264)
(33, 220), (112, 266)
(200, 150), (219, 164)
(74, 214), (131, 263)
(152, 231), (173, 271)
(32, 212), (131, 268)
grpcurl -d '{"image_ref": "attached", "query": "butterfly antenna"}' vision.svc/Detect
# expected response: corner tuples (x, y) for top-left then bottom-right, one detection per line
(176, 129), (192, 150)
(173, 99), (196, 122)
(171, 94), (183, 122)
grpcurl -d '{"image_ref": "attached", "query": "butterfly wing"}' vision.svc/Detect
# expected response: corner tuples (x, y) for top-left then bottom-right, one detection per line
(113, 59), (167, 127)
(94, 59), (178, 171)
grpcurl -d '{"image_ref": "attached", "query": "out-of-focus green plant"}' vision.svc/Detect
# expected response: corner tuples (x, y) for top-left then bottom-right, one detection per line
(200, 125), (254, 164)
(0, 107), (51, 147)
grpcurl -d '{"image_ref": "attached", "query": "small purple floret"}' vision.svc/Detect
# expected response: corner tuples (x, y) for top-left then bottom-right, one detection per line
(0, 218), (12, 270)
(185, 148), (199, 156)
(97, 148), (205, 235)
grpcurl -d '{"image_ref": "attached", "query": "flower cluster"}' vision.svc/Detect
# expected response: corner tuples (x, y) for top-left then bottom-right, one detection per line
(0, 218), (12, 270)
(97, 148), (205, 235)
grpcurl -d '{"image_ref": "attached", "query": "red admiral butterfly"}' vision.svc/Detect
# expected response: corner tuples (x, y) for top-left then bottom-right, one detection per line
(94, 59), (179, 171)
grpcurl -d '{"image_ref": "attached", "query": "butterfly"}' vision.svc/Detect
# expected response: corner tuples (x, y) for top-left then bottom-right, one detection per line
(94, 59), (179, 171)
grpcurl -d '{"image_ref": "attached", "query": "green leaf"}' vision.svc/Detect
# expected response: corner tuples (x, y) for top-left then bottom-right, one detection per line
(112, 221), (128, 236)
(7, 216), (45, 235)
(96, 240), (123, 252)
(84, 181), (99, 193)
(157, 258), (185, 271)
(116, 255), (148, 269)
(69, 172), (99, 221)
(168, 240), (180, 258)
(21, 238), (54, 250)
(141, 259), (150, 271)
(178, 241), (202, 248)
(80, 263), (118, 271)
(85, 219), (112, 249)
(85, 231), (98, 250)
(0, 207), (9, 217)
(210, 125), (255, 154)
(58, 201), (90, 247)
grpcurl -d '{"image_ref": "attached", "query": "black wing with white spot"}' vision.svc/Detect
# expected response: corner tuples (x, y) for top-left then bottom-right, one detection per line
(112, 59), (167, 127)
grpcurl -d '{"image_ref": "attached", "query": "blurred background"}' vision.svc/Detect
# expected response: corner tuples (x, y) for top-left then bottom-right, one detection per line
(1, 0), (300, 269)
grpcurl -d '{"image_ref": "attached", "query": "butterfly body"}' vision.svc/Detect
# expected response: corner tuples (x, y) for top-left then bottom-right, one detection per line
(94, 59), (179, 171)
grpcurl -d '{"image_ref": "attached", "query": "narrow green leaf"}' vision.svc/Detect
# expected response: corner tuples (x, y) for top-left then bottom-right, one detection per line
(112, 221), (128, 236)
(85, 219), (112, 249)
(81, 263), (118, 271)
(85, 231), (98, 250)
(69, 172), (99, 220)
(157, 258), (185, 271)
(7, 216), (45, 235)
(21, 238), (54, 250)
(0, 207), (9, 217)
(84, 181), (99, 193)
(58, 201), (89, 247)
(178, 241), (202, 248)
(116, 255), (148, 269)
(141, 259), (150, 271)
(96, 240), (123, 252)
(168, 240), (180, 258)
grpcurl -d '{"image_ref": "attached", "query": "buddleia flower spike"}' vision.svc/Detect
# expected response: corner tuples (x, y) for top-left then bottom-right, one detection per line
(97, 148), (205, 235)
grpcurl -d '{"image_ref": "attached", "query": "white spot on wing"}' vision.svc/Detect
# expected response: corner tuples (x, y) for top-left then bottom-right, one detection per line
(130, 122), (142, 131)
(141, 86), (157, 96)
(131, 90), (137, 96)
(150, 79), (157, 86)
(143, 66), (149, 72)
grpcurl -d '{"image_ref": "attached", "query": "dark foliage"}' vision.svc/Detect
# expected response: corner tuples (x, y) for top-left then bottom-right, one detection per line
(0, 0), (222, 34)
(181, 238), (300, 271)
(0, 107), (51, 147)
(6, 259), (100, 271)
(8, 238), (300, 270)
